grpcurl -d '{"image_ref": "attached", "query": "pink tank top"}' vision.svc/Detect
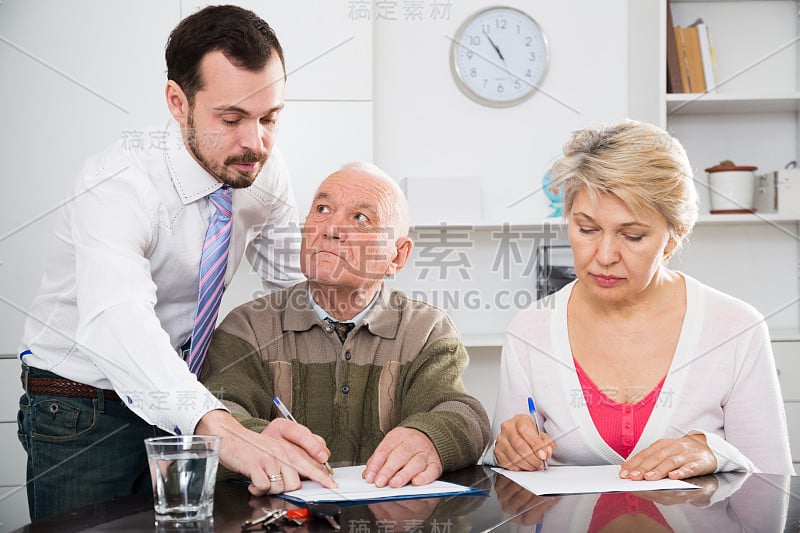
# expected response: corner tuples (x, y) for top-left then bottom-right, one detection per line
(573, 357), (666, 458)
(588, 493), (672, 532)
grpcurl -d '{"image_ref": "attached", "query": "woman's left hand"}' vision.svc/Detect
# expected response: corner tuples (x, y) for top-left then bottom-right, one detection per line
(619, 434), (717, 480)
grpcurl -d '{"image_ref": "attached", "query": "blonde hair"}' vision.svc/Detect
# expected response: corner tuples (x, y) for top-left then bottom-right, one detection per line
(552, 120), (698, 251)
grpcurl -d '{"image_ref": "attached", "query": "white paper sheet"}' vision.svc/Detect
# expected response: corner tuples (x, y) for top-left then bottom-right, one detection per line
(493, 465), (700, 495)
(281, 465), (480, 504)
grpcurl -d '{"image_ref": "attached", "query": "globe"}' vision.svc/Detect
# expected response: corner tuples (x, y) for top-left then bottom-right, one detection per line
(542, 170), (564, 217)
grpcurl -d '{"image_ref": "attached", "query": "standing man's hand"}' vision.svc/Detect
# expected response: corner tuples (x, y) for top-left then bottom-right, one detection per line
(363, 427), (443, 488)
(195, 410), (337, 496)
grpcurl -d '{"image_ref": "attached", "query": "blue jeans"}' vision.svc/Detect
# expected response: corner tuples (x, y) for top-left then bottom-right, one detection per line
(17, 364), (167, 520)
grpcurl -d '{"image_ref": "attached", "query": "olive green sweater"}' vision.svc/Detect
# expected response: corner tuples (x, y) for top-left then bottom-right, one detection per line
(200, 281), (490, 471)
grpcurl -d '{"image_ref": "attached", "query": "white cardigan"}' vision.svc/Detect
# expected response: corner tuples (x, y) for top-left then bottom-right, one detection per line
(483, 274), (794, 475)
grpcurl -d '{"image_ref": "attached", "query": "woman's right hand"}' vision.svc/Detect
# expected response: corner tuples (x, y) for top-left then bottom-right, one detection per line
(494, 413), (555, 471)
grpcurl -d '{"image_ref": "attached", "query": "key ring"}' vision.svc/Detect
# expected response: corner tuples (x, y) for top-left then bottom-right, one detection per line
(241, 509), (279, 530)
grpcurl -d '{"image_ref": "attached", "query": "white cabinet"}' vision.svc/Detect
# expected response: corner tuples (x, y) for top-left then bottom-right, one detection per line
(0, 357), (29, 532)
(773, 340), (800, 465)
(775, 340), (800, 402)
(784, 402), (800, 467)
(0, 489), (29, 533)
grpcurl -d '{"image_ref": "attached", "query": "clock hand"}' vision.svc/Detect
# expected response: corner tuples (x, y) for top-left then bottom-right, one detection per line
(483, 30), (505, 62)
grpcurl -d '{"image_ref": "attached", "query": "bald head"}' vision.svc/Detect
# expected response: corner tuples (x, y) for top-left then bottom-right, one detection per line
(318, 162), (409, 238)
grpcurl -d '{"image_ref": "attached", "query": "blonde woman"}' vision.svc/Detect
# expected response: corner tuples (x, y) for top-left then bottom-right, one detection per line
(484, 120), (793, 479)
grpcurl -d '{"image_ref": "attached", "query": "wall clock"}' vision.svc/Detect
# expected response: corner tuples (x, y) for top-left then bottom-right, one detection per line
(450, 6), (549, 107)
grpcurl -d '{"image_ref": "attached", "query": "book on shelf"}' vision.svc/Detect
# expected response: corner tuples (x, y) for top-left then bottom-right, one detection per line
(682, 25), (706, 93)
(666, 0), (684, 93)
(673, 27), (691, 93)
(669, 14), (718, 95)
(691, 18), (717, 93)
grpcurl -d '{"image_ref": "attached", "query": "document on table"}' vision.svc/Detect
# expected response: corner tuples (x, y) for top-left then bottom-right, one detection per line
(493, 465), (700, 495)
(280, 465), (484, 504)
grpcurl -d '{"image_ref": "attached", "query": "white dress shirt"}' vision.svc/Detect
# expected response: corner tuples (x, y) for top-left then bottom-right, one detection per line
(21, 120), (303, 435)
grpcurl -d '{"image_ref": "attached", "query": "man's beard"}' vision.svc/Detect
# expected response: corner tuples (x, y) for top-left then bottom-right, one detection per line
(186, 111), (268, 189)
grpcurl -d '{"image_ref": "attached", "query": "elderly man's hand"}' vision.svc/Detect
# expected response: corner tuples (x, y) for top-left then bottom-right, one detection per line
(363, 427), (443, 488)
(619, 434), (717, 481)
(368, 497), (439, 524)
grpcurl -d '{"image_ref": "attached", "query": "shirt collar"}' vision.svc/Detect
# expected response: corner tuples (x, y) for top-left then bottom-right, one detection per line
(283, 282), (399, 339)
(164, 119), (224, 204)
(307, 288), (379, 326)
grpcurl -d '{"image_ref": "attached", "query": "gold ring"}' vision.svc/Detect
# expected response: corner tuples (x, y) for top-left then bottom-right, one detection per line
(268, 474), (283, 483)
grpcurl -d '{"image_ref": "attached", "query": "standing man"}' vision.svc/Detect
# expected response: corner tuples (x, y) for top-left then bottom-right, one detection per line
(201, 162), (491, 489)
(18, 5), (335, 520)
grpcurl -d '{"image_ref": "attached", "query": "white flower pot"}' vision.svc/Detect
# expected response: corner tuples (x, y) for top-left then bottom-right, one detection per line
(705, 164), (757, 214)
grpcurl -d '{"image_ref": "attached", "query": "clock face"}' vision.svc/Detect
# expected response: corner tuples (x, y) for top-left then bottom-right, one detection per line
(450, 7), (549, 107)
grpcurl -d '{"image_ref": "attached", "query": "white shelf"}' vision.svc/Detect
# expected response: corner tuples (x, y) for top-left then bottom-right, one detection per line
(410, 219), (565, 231)
(771, 328), (800, 342)
(463, 334), (505, 348)
(696, 213), (800, 224)
(670, 0), (792, 3)
(463, 329), (800, 348)
(667, 93), (800, 115)
(409, 215), (799, 231)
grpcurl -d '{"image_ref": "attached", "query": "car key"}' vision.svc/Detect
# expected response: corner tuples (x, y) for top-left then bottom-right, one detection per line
(307, 503), (341, 531)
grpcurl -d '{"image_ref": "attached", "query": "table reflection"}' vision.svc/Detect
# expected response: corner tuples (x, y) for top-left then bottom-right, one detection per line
(492, 470), (791, 532)
(18, 467), (797, 532)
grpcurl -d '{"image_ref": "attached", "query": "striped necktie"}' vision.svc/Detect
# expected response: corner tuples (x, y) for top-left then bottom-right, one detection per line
(187, 185), (232, 375)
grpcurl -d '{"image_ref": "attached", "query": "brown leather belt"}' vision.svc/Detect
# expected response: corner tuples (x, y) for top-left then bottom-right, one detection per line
(23, 376), (121, 401)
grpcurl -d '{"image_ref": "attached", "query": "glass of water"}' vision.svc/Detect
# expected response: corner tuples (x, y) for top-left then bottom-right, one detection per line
(144, 435), (221, 524)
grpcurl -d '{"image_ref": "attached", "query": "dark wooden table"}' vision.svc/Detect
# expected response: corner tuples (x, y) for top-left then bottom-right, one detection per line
(14, 466), (800, 532)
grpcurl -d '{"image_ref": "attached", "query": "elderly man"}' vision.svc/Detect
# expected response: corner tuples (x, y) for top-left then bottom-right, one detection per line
(201, 162), (490, 489)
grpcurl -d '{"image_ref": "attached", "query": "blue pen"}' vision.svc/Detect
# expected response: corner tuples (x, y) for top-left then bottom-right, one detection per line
(273, 396), (335, 477)
(528, 397), (549, 471)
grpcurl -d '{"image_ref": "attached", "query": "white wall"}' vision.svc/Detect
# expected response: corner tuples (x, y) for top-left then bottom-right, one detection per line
(373, 0), (629, 224)
(0, 0), (635, 354)
(0, 0), (374, 354)
(232, 0), (632, 342)
(4, 0), (794, 414)
(3, 0), (797, 418)
(2, 1), (798, 529)
(0, 6), (630, 526)
(0, 2), (373, 529)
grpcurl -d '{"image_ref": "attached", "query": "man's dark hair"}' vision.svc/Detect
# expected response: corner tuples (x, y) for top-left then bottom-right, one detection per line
(165, 4), (285, 104)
